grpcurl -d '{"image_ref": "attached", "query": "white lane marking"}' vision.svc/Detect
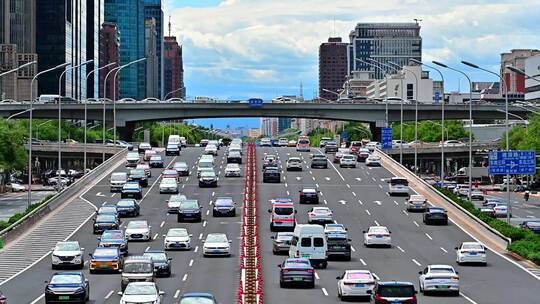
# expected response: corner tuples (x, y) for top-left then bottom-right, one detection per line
(356, 177), (361, 182)
(174, 289), (181, 298)
(319, 191), (324, 196)
(394, 200), (399, 205)
(111, 193), (116, 197)
(182, 274), (188, 281)
(413, 220), (420, 227)
(365, 210), (371, 216)
(212, 191), (215, 197)
(203, 220), (207, 227)
(460, 292), (480, 304)
(317, 148), (345, 181)
(315, 272), (320, 280)
(374, 220), (380, 226)
(309, 170), (313, 175)
(296, 177), (301, 181)
(440, 247), (448, 253)
(194, 246), (199, 252)
(189, 259), (194, 267)
(316, 183), (319, 188)
(352, 191), (357, 197)
(425, 233), (433, 240)
(186, 177), (190, 182)
(412, 259), (422, 266)
(323, 199), (328, 205)
(286, 190), (290, 196)
(285, 183), (288, 187)
(312, 176), (316, 181)
(374, 200), (381, 205)
(339, 200), (347, 205)
(145, 246), (150, 251)
(351, 246), (356, 252)
(153, 233), (159, 240)
(29, 295), (44, 304)
(325, 177), (330, 181)
(96, 192), (105, 197)
(160, 221), (165, 228)
(372, 177), (376, 182)
(283, 176), (286, 181)
(397, 246), (405, 253)
(379, 184), (383, 189)
(206, 210), (210, 216)
(346, 184), (351, 188)
(402, 210), (409, 216)
(359, 258), (367, 266)
(321, 287), (329, 296)
(199, 233), (203, 240)
(105, 290), (115, 299)
(372, 273), (380, 280)
(358, 200), (363, 205)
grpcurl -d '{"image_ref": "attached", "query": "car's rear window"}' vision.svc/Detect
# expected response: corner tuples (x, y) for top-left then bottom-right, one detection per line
(273, 207), (293, 215)
(313, 237), (324, 247)
(347, 272), (371, 280)
(379, 285), (415, 297)
(300, 237), (311, 247)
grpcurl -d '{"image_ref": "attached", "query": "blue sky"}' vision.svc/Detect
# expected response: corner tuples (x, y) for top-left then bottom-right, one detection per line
(164, 0), (540, 128)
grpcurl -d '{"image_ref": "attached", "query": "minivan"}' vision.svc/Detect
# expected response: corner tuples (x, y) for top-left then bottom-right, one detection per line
(289, 224), (327, 268)
(121, 256), (155, 291)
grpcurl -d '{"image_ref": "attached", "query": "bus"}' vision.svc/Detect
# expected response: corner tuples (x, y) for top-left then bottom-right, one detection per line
(296, 136), (310, 152)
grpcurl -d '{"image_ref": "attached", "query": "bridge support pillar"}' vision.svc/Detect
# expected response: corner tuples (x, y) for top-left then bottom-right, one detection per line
(117, 121), (136, 141)
(369, 122), (382, 142)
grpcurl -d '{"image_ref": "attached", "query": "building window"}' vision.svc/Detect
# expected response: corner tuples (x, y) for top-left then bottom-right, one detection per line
(407, 83), (414, 100)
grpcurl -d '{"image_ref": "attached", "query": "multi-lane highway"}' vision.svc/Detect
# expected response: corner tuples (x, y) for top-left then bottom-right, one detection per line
(1, 145), (540, 303)
(0, 147), (243, 304)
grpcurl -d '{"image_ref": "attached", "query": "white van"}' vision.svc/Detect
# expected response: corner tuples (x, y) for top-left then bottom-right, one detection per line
(289, 224), (327, 268)
(168, 135), (181, 146)
(39, 94), (60, 104)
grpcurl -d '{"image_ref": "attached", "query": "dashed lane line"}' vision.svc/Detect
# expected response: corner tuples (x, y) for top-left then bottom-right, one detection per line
(412, 259), (422, 266)
(321, 288), (329, 296)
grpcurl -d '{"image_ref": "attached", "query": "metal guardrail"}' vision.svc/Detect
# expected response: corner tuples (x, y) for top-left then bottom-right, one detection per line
(0, 148), (127, 246)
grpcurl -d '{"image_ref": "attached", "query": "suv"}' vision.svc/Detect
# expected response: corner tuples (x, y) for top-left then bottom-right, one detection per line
(263, 155), (277, 169)
(286, 157), (303, 171)
(326, 233), (352, 261)
(125, 152), (140, 167)
(299, 187), (319, 204)
(177, 199), (202, 222)
(110, 172), (128, 192)
(227, 151), (242, 164)
(369, 281), (417, 304)
(121, 256), (155, 291)
(324, 141), (338, 153)
(51, 241), (85, 269)
(310, 154), (328, 169)
(263, 167), (280, 183)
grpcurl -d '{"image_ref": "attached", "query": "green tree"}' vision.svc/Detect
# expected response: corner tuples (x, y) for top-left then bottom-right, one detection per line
(392, 120), (470, 142)
(0, 120), (28, 170)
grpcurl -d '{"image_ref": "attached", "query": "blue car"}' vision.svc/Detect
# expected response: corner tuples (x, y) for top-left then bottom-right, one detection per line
(179, 292), (217, 304)
(45, 272), (89, 303)
(115, 199), (140, 217)
(98, 230), (128, 256)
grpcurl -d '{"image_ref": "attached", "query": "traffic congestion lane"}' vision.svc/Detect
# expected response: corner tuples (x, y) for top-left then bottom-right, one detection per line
(259, 147), (540, 304)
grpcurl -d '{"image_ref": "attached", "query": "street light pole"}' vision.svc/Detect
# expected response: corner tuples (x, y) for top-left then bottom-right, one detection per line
(6, 108), (32, 121)
(83, 62), (117, 173)
(433, 61), (474, 203)
(28, 62), (69, 207)
(0, 61), (36, 78)
(354, 58), (390, 128)
(103, 65), (121, 161)
(497, 109), (528, 129)
(164, 87), (185, 101)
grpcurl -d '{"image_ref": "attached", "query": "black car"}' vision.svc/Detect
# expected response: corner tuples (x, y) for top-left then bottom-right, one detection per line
(326, 234), (352, 261)
(149, 155), (164, 168)
(93, 214), (120, 234)
(299, 187), (319, 204)
(423, 207), (448, 225)
(520, 221), (540, 234)
(310, 155), (328, 169)
(177, 199), (202, 222)
(199, 171), (218, 187)
(213, 197), (236, 217)
(165, 144), (181, 156)
(143, 250), (172, 277)
(227, 151), (242, 164)
(115, 199), (140, 217)
(121, 182), (143, 199)
(45, 272), (89, 303)
(128, 169), (148, 187)
(263, 167), (280, 183)
(173, 162), (190, 176)
(279, 258), (315, 288)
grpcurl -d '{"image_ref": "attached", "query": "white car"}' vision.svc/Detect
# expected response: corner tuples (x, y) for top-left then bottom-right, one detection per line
(392, 140), (410, 149)
(337, 270), (376, 300)
(205, 144), (218, 156)
(324, 223), (347, 236)
(366, 141), (381, 151)
(339, 154), (357, 168)
(493, 204), (510, 218)
(51, 241), (84, 269)
(286, 157), (303, 171)
(6, 183), (25, 192)
(439, 140), (465, 147)
(419, 264), (460, 296)
(159, 177), (178, 194)
(363, 226), (392, 247)
(224, 163), (241, 177)
(365, 155), (381, 166)
(119, 282), (163, 304)
(167, 194), (187, 213)
(163, 228), (192, 250)
(406, 194), (428, 212)
(203, 233), (232, 257)
(456, 242), (487, 265)
(260, 138), (272, 147)
(308, 207), (334, 224)
(125, 220), (152, 241)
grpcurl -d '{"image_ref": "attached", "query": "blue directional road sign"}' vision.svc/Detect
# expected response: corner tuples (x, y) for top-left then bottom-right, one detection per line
(434, 92), (441, 103)
(248, 98), (264, 108)
(488, 150), (537, 175)
(381, 127), (393, 149)
(343, 129), (349, 142)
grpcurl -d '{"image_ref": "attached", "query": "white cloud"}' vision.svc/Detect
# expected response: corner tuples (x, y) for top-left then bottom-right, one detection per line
(167, 0), (540, 99)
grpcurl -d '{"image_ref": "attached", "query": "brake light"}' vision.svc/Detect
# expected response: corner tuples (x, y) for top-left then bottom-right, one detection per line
(374, 294), (389, 303)
(306, 269), (314, 273)
(282, 269), (289, 273)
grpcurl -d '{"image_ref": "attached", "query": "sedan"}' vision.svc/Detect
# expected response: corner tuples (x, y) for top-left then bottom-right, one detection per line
(143, 250), (172, 277)
(363, 226), (392, 247)
(483, 198), (504, 207)
(339, 154), (357, 168)
(423, 207), (448, 225)
(337, 270), (376, 300)
(93, 214), (119, 234)
(180, 293), (218, 304)
(213, 197), (236, 217)
(161, 169), (179, 180)
(97, 205), (118, 217)
(163, 228), (192, 250)
(470, 190), (485, 200)
(299, 187), (319, 204)
(119, 282), (163, 304)
(520, 221), (540, 234)
(365, 155), (381, 166)
(149, 155), (164, 168)
(279, 258), (315, 288)
(456, 242), (487, 265)
(263, 167), (281, 183)
(98, 230), (128, 256)
(439, 140), (465, 147)
(203, 233), (232, 257)
(307, 207), (333, 224)
(177, 199), (202, 222)
(159, 177), (179, 194)
(286, 157), (303, 171)
(89, 247), (122, 273)
(125, 220), (152, 241)
(199, 171), (218, 187)
(165, 144), (180, 156)
(173, 161), (190, 176)
(493, 204), (511, 218)
(227, 151), (243, 164)
(121, 181), (143, 199)
(224, 163), (241, 177)
(167, 194), (187, 214)
(45, 272), (89, 303)
(115, 199), (140, 217)
(271, 232), (294, 254)
(51, 241), (85, 269)
(419, 265), (460, 296)
(128, 169), (148, 187)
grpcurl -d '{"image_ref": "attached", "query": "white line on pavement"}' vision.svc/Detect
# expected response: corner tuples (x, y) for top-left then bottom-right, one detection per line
(160, 221), (165, 228)
(145, 246), (150, 251)
(397, 246), (405, 253)
(105, 290), (115, 299)
(316, 183), (319, 188)
(312, 176), (316, 181)
(413, 220), (420, 227)
(189, 259), (194, 267)
(394, 200), (398, 205)
(203, 220), (207, 227)
(372, 273), (380, 280)
(199, 233), (203, 239)
(317, 148), (345, 181)
(206, 210), (210, 216)
(359, 258), (367, 266)
(402, 210), (409, 216)
(346, 184), (351, 188)
(365, 210), (371, 216)
(315, 272), (320, 280)
(323, 199), (328, 205)
(29, 295), (44, 304)
(440, 247), (448, 253)
(351, 246), (356, 252)
(374, 220), (380, 226)
(182, 274), (188, 281)
(372, 177), (376, 182)
(174, 290), (181, 298)
(425, 233), (433, 240)
(321, 288), (329, 296)
(352, 191), (357, 197)
(285, 183), (288, 187)
(460, 292), (480, 304)
(286, 190), (290, 196)
(358, 200), (363, 205)
(412, 259), (422, 266)
(194, 246), (199, 252)
(374, 200), (381, 205)
(153, 233), (158, 240)
(379, 184), (383, 189)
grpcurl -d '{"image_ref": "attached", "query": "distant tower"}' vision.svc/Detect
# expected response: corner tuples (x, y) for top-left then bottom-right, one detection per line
(300, 82), (304, 99)
(168, 15), (171, 36)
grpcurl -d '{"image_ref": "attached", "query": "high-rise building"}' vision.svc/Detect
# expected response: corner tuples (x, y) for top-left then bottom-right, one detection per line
(145, 18), (159, 98)
(501, 49), (540, 94)
(1, 1), (9, 44)
(36, 0), (87, 99)
(86, 0), (104, 99)
(348, 23), (422, 80)
(163, 36), (185, 99)
(278, 118), (292, 133)
(99, 22), (120, 100)
(105, 0), (146, 100)
(319, 37), (348, 101)
(259, 118), (278, 137)
(143, 0), (164, 98)
(9, 0), (36, 53)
